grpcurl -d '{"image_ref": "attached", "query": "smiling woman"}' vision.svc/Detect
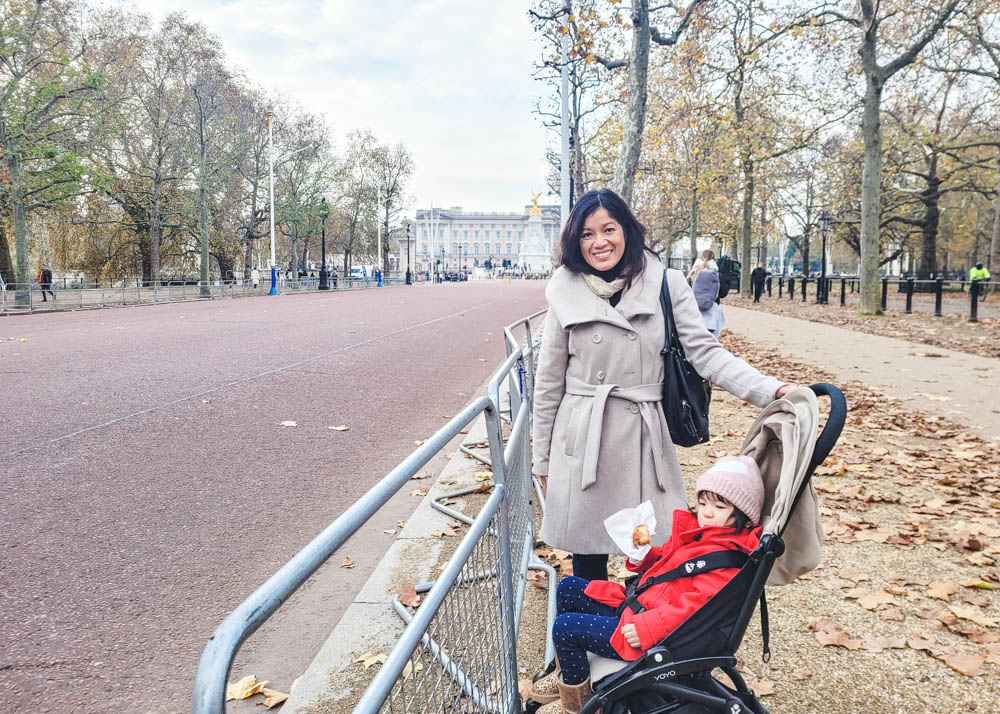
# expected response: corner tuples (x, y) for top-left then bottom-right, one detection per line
(531, 188), (795, 582)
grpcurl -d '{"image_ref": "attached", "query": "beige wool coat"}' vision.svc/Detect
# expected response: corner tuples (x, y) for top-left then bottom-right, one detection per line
(532, 259), (784, 554)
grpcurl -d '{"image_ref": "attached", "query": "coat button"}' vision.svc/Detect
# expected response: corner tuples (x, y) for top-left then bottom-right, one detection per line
(596, 370), (606, 380)
(592, 333), (602, 343)
(627, 331), (637, 340)
(629, 404), (640, 414)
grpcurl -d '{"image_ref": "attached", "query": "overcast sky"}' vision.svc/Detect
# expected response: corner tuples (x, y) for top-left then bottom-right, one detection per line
(141, 0), (558, 216)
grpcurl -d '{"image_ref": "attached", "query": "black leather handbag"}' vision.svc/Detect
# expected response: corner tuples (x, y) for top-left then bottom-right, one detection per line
(660, 272), (712, 447)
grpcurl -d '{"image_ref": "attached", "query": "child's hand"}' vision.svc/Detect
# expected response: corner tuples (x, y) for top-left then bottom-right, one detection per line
(622, 624), (641, 649)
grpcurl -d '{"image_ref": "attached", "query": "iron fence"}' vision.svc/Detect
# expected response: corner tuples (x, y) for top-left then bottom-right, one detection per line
(192, 307), (550, 714)
(769, 275), (997, 321)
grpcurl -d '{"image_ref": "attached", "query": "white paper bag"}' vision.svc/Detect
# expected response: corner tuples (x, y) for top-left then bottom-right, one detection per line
(603, 501), (657, 561)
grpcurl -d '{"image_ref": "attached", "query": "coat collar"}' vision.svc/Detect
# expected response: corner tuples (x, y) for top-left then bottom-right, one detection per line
(546, 259), (664, 330)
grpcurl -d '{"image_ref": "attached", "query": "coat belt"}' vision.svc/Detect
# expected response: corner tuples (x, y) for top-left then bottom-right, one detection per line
(564, 376), (670, 492)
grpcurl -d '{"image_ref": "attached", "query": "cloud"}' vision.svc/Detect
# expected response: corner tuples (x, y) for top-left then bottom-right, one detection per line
(138, 0), (560, 213)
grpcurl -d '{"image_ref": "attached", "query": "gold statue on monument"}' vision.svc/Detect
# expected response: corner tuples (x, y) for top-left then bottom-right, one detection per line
(529, 192), (542, 216)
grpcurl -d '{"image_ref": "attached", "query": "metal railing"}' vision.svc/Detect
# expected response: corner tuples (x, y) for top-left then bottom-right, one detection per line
(192, 308), (551, 714)
(0, 275), (418, 315)
(769, 275), (996, 321)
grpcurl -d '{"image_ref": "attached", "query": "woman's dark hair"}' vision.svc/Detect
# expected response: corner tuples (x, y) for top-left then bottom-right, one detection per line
(694, 490), (753, 531)
(558, 188), (650, 285)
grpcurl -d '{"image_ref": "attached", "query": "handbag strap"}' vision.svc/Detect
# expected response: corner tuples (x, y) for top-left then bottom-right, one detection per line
(659, 271), (681, 352)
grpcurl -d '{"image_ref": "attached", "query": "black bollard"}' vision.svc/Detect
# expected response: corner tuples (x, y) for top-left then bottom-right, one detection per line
(778, 277), (784, 298)
(789, 278), (795, 300)
(881, 278), (888, 311)
(905, 276), (914, 314)
(766, 276), (772, 297)
(970, 280), (980, 322)
(934, 278), (943, 317)
(840, 278), (846, 306)
(802, 277), (808, 302)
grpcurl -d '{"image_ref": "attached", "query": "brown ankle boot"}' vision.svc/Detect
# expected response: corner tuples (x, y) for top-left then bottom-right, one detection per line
(536, 676), (594, 714)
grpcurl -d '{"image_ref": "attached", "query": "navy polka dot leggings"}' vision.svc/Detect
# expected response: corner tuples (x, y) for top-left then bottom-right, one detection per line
(552, 576), (625, 685)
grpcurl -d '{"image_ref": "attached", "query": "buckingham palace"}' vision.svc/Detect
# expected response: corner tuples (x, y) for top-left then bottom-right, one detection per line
(409, 200), (560, 273)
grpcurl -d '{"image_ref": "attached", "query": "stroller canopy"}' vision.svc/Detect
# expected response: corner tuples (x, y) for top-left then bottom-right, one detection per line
(739, 385), (823, 585)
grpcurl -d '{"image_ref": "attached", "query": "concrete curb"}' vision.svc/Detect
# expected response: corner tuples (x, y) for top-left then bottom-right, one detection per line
(282, 410), (498, 712)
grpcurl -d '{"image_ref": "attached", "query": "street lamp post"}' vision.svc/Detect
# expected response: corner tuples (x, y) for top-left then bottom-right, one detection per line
(318, 197), (330, 290)
(405, 220), (412, 284)
(267, 111), (278, 295)
(819, 211), (832, 304)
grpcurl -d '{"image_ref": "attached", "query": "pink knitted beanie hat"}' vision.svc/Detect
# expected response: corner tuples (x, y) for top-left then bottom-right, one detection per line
(695, 455), (765, 526)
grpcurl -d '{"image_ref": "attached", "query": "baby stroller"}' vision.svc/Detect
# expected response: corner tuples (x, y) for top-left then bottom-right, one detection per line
(571, 383), (846, 714)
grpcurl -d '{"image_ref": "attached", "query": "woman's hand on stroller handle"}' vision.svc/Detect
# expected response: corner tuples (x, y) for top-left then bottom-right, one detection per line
(775, 383), (798, 399)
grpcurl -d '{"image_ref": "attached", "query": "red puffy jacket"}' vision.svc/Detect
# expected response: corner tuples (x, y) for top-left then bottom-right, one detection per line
(584, 509), (761, 660)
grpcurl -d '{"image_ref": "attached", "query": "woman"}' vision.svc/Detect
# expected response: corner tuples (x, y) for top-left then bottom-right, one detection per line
(532, 189), (793, 581)
(686, 249), (725, 338)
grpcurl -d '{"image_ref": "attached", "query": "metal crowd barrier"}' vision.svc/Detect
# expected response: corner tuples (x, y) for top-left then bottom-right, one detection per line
(0, 275), (418, 315)
(192, 308), (553, 714)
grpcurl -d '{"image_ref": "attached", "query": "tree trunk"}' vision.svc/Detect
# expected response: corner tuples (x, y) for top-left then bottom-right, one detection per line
(290, 222), (299, 275)
(990, 152), (1000, 274)
(199, 143), (210, 296)
(859, 70), (884, 312)
(758, 201), (768, 268)
(215, 253), (233, 282)
(0, 220), (15, 286)
(612, 0), (651, 204)
(801, 229), (811, 276)
(688, 187), (698, 266)
(572, 121), (586, 197)
(917, 155), (940, 280)
(300, 237), (310, 272)
(739, 159), (754, 296)
(8, 152), (31, 305)
(149, 178), (163, 285)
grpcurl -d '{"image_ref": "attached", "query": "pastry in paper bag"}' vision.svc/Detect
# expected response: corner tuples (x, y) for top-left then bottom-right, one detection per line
(603, 501), (657, 561)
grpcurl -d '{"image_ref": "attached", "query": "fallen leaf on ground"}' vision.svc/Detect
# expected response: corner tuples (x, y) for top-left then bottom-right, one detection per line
(411, 472), (431, 480)
(936, 653), (986, 676)
(789, 667), (813, 680)
(341, 556), (356, 568)
(356, 652), (387, 668)
(396, 584), (422, 608)
(260, 687), (289, 708)
(927, 582), (959, 601)
(402, 660), (424, 680)
(226, 675), (258, 701)
(752, 680), (775, 696)
(411, 487), (428, 497)
(383, 529), (397, 535)
(949, 605), (998, 628)
(861, 636), (906, 653)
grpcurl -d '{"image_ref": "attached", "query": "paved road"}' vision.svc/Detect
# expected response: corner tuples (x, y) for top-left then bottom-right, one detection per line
(0, 281), (546, 713)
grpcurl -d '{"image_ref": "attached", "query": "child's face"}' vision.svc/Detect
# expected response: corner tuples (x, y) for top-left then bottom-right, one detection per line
(697, 491), (736, 528)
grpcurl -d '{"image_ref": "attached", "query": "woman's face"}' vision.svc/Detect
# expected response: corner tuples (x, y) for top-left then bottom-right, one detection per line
(580, 207), (626, 272)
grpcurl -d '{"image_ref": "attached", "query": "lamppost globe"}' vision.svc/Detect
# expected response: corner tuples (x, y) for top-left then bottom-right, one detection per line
(318, 197), (330, 291)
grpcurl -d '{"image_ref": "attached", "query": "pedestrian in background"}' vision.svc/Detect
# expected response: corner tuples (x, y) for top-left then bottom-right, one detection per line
(251, 267), (260, 289)
(39, 264), (55, 302)
(750, 263), (767, 303)
(687, 250), (725, 338)
(970, 262), (990, 282)
(531, 188), (794, 582)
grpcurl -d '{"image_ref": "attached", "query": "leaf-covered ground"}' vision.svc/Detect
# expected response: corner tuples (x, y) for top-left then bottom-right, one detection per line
(724, 293), (1000, 360)
(529, 332), (999, 712)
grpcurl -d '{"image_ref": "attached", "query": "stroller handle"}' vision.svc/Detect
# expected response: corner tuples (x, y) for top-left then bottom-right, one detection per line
(809, 383), (847, 470)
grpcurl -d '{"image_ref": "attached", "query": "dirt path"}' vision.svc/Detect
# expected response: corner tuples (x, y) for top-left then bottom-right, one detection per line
(723, 305), (1000, 443)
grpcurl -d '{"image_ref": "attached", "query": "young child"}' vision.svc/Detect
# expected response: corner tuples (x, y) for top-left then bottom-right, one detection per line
(534, 455), (764, 714)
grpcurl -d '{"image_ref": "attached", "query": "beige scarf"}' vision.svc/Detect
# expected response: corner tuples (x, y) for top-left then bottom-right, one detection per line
(583, 273), (627, 300)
